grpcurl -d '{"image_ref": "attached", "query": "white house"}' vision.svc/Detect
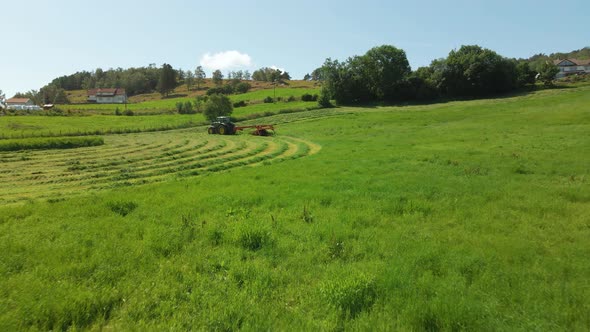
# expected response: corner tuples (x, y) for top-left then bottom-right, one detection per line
(6, 98), (41, 110)
(554, 59), (590, 78)
(87, 88), (127, 104)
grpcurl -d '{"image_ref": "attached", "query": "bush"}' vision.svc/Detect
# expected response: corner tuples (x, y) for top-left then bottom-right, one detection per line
(263, 96), (274, 103)
(237, 226), (270, 251)
(123, 109), (134, 116)
(320, 274), (377, 318)
(234, 82), (251, 94)
(301, 93), (314, 101)
(287, 95), (297, 102)
(318, 87), (333, 108)
(233, 100), (247, 108)
(184, 101), (194, 114)
(175, 102), (184, 113)
(178, 101), (195, 114)
(203, 94), (233, 121)
(107, 200), (138, 217)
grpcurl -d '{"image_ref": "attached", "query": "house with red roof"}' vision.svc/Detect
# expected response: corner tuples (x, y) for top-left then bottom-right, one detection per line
(5, 98), (41, 110)
(6, 98), (34, 107)
(553, 59), (590, 78)
(87, 88), (127, 104)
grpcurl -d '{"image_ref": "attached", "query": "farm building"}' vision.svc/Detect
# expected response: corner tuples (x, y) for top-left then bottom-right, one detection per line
(554, 59), (590, 78)
(87, 88), (127, 104)
(6, 98), (41, 110)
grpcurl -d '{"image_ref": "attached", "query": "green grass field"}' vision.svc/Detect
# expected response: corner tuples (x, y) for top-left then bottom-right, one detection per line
(0, 85), (588, 330)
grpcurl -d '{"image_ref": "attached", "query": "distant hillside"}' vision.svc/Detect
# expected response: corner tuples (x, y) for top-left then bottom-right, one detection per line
(65, 79), (317, 104)
(527, 47), (590, 70)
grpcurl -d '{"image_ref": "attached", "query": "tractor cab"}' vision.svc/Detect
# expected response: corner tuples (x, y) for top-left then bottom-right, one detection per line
(208, 116), (236, 135)
(216, 116), (232, 124)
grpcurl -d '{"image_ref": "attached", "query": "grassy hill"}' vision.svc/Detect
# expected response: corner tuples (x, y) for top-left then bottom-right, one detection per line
(0, 84), (589, 330)
(63, 79), (319, 112)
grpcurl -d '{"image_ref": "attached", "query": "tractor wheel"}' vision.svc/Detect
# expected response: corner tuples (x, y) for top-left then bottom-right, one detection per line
(207, 127), (214, 134)
(218, 125), (227, 135)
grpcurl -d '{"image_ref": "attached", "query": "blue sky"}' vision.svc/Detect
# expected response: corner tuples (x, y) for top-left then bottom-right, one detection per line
(1, 0), (588, 98)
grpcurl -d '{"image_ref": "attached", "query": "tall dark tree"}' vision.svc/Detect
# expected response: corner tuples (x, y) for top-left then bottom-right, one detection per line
(515, 61), (536, 87)
(185, 70), (195, 91)
(320, 45), (411, 104)
(203, 94), (233, 121)
(195, 66), (206, 90)
(0, 89), (5, 108)
(436, 45), (517, 97)
(362, 45), (411, 100)
(157, 63), (176, 97)
(212, 69), (224, 87)
(537, 61), (559, 86)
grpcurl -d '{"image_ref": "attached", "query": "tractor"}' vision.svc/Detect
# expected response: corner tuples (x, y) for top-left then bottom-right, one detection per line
(207, 116), (275, 136)
(207, 116), (235, 135)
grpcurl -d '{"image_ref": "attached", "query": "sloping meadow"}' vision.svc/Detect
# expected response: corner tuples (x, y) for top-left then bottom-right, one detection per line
(0, 85), (589, 330)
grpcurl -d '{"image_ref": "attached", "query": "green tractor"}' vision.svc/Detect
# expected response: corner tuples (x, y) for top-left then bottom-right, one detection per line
(207, 116), (276, 136)
(207, 116), (236, 135)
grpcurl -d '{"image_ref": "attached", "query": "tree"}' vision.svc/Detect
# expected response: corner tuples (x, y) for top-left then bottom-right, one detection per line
(537, 61), (559, 86)
(244, 70), (251, 81)
(177, 68), (185, 83)
(157, 63), (177, 97)
(515, 61), (536, 87)
(195, 66), (206, 90)
(203, 94), (233, 121)
(303, 73), (311, 81)
(0, 89), (5, 109)
(251, 67), (291, 82)
(185, 70), (195, 91)
(362, 45), (411, 100)
(318, 86), (332, 108)
(311, 68), (323, 81)
(437, 45), (517, 97)
(212, 70), (224, 86)
(194, 95), (207, 113)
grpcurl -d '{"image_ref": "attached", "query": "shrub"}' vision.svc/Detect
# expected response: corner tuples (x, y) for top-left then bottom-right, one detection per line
(203, 94), (233, 121)
(233, 100), (247, 108)
(175, 102), (184, 113)
(318, 87), (333, 108)
(287, 95), (297, 102)
(184, 101), (194, 114)
(237, 225), (270, 251)
(234, 82), (251, 94)
(106, 200), (138, 217)
(206, 87), (225, 95)
(123, 109), (134, 116)
(320, 274), (377, 318)
(263, 96), (274, 103)
(301, 93), (314, 101)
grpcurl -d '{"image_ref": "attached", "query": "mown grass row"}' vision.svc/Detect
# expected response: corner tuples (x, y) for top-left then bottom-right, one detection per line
(0, 116), (202, 139)
(0, 136), (104, 151)
(0, 132), (316, 204)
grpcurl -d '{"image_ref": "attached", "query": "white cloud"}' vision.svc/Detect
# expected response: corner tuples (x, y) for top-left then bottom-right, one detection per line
(270, 65), (285, 73)
(200, 50), (252, 71)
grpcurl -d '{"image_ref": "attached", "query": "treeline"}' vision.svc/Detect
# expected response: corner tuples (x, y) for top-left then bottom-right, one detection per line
(526, 47), (590, 70)
(318, 44), (561, 105)
(49, 64), (165, 96)
(17, 64), (294, 105)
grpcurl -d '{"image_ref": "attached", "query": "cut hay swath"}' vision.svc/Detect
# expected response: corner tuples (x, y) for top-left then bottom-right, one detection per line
(0, 130), (319, 205)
